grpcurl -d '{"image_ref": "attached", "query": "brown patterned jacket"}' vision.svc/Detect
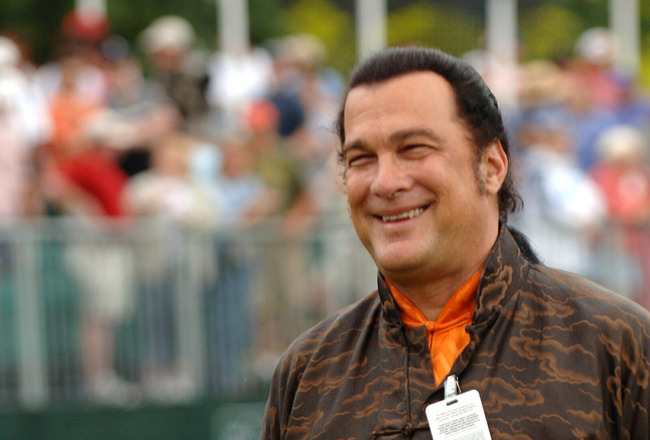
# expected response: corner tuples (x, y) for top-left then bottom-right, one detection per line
(261, 226), (650, 439)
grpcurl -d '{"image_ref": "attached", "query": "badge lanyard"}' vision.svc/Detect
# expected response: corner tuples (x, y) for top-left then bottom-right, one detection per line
(425, 375), (492, 439)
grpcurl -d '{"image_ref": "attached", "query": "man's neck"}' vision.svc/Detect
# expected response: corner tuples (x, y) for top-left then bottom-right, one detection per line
(384, 221), (500, 321)
(387, 263), (484, 321)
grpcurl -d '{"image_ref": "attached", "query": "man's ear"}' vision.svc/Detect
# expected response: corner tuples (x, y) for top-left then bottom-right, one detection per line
(481, 139), (508, 196)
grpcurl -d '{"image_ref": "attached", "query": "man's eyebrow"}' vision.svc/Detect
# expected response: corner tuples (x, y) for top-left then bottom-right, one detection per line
(389, 127), (441, 144)
(341, 139), (367, 156)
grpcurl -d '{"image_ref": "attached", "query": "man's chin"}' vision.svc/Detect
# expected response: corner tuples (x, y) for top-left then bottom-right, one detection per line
(375, 256), (421, 278)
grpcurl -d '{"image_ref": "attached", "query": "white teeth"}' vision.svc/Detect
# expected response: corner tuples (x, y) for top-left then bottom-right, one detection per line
(381, 208), (424, 222)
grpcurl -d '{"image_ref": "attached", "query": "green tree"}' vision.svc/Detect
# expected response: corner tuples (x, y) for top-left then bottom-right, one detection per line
(0, 0), (73, 63)
(387, 2), (483, 57)
(281, 0), (355, 74)
(553, 0), (608, 28)
(639, 0), (650, 86)
(109, 0), (216, 50)
(248, 0), (285, 45)
(519, 4), (584, 62)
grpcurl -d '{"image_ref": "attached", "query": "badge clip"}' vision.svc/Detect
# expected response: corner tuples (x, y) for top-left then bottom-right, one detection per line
(444, 374), (461, 404)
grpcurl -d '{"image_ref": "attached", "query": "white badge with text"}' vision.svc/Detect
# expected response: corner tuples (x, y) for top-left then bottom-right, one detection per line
(425, 389), (492, 440)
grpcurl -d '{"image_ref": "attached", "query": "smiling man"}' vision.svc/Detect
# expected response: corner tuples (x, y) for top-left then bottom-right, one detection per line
(260, 47), (650, 439)
(342, 70), (506, 321)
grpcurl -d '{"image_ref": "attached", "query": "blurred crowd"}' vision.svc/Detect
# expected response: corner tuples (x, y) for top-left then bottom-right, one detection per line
(4, 10), (650, 403)
(0, 11), (346, 230)
(473, 27), (650, 309)
(0, 10), (347, 405)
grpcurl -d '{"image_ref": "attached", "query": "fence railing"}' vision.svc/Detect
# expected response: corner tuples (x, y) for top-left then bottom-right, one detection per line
(0, 215), (645, 409)
(0, 215), (376, 409)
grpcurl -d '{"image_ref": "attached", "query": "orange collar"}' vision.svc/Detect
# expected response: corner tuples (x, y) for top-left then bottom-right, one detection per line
(387, 268), (481, 385)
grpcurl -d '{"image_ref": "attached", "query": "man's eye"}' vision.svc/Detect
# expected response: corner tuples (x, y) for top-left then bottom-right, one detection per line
(402, 144), (431, 157)
(347, 154), (374, 167)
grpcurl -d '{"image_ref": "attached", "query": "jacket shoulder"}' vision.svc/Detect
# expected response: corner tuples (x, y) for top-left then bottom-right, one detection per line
(279, 291), (382, 369)
(528, 263), (650, 321)
(260, 291), (384, 439)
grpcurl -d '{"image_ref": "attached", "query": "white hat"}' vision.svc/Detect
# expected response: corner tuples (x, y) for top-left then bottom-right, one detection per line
(0, 36), (20, 67)
(597, 125), (645, 162)
(140, 15), (195, 54)
(575, 27), (619, 65)
(275, 34), (327, 68)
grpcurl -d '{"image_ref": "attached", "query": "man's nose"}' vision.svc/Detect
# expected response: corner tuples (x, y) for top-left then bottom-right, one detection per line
(370, 156), (412, 199)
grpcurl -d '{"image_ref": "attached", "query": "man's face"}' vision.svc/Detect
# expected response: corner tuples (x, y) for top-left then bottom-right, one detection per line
(342, 71), (503, 285)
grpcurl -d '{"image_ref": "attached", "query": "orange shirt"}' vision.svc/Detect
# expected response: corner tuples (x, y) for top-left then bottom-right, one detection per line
(387, 268), (481, 386)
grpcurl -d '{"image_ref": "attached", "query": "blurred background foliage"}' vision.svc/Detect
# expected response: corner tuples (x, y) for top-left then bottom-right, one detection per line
(3, 0), (650, 83)
(281, 0), (356, 74)
(386, 3), (482, 55)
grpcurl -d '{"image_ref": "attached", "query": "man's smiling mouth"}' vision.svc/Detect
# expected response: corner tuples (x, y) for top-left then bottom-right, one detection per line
(380, 207), (426, 222)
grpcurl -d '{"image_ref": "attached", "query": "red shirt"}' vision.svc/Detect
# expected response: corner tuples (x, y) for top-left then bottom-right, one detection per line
(58, 149), (129, 217)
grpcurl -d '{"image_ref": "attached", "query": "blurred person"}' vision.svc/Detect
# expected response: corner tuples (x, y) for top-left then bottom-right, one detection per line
(42, 51), (104, 162)
(265, 34), (314, 139)
(268, 34), (368, 315)
(264, 34), (353, 329)
(99, 37), (181, 176)
(592, 126), (650, 225)
(0, 33), (52, 149)
(59, 9), (111, 48)
(261, 47), (650, 439)
(127, 131), (218, 229)
(210, 131), (265, 229)
(241, 99), (320, 371)
(269, 34), (346, 217)
(126, 131), (217, 402)
(40, 118), (140, 405)
(266, 34), (344, 148)
(508, 60), (569, 160)
(510, 107), (607, 279)
(203, 131), (266, 393)
(559, 69), (618, 172)
(138, 15), (210, 135)
(0, 36), (49, 219)
(558, 27), (630, 171)
(591, 125), (650, 307)
(568, 27), (624, 111)
(206, 43), (274, 132)
(42, 34), (176, 171)
(608, 71), (650, 132)
(462, 48), (521, 114)
(37, 10), (112, 105)
(244, 99), (316, 235)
